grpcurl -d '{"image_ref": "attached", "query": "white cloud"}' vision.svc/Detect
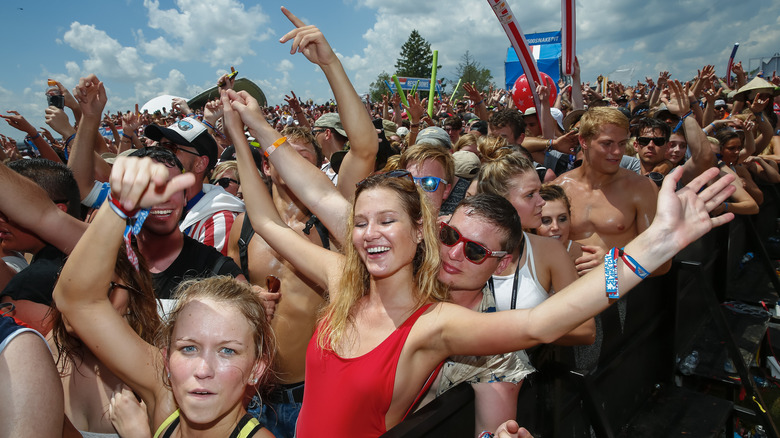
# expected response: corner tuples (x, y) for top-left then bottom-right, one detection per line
(140, 0), (273, 67)
(276, 59), (294, 72)
(63, 22), (155, 82)
(335, 0), (780, 93)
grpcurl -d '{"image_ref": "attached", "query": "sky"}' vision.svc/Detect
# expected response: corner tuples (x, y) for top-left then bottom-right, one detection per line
(1, 0), (779, 139)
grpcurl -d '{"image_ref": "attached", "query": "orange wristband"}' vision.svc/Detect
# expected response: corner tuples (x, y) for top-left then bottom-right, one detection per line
(264, 136), (286, 158)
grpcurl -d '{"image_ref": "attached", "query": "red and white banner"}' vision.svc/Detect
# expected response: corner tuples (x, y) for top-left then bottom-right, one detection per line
(561, 0), (576, 75)
(488, 0), (542, 111)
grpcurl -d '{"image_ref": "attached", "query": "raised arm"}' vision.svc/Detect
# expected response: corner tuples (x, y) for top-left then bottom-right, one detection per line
(69, 74), (112, 199)
(279, 7), (377, 200)
(1, 111), (62, 163)
(52, 157), (194, 416)
(438, 166), (735, 357)
(662, 80), (715, 185)
(0, 162), (85, 254)
(222, 89), (344, 293)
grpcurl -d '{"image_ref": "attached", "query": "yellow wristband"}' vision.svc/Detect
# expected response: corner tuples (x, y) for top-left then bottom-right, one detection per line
(264, 136), (286, 158)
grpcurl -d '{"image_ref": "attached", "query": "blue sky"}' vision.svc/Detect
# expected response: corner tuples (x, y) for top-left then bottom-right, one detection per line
(1, 0), (779, 139)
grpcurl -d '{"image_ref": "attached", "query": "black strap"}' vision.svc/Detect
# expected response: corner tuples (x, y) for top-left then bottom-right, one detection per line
(238, 215), (255, 278)
(160, 416), (180, 438)
(487, 234), (526, 310)
(302, 214), (330, 250)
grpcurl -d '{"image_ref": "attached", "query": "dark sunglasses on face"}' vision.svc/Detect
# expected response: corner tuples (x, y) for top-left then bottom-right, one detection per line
(636, 136), (667, 146)
(439, 222), (507, 264)
(413, 176), (448, 192)
(212, 177), (239, 189)
(159, 141), (201, 157)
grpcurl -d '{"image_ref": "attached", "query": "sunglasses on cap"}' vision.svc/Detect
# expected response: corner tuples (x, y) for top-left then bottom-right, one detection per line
(413, 176), (448, 192)
(439, 222), (507, 264)
(636, 136), (666, 146)
(356, 169), (414, 187)
(212, 177), (239, 189)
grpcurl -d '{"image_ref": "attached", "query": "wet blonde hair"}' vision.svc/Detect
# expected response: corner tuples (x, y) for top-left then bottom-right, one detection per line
(318, 173), (448, 352)
(158, 276), (277, 396)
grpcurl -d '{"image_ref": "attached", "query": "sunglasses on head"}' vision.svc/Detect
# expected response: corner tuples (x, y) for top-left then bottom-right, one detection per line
(356, 169), (414, 188)
(108, 281), (142, 297)
(636, 136), (666, 146)
(413, 176), (448, 192)
(439, 222), (507, 264)
(212, 177), (239, 189)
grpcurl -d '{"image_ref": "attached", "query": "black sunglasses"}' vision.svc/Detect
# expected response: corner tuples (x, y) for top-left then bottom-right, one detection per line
(636, 136), (667, 146)
(212, 177), (239, 189)
(159, 140), (201, 157)
(439, 222), (507, 264)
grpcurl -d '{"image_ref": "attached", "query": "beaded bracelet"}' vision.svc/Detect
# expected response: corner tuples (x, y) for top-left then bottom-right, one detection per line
(264, 136), (286, 158)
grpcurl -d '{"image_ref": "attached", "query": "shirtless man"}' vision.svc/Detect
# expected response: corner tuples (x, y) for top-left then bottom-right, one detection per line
(227, 127), (328, 436)
(554, 107), (664, 275)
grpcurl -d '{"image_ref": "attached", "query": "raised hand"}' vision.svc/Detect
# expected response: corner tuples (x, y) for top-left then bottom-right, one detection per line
(660, 80), (690, 117)
(109, 157), (196, 211)
(651, 167), (735, 253)
(72, 74), (107, 119)
(463, 82), (484, 104)
(121, 112), (140, 137)
(171, 97), (192, 116)
(203, 98), (224, 125)
(279, 7), (338, 67)
(284, 90), (302, 113)
(406, 92), (428, 123)
(50, 79), (79, 111)
(1, 111), (36, 135)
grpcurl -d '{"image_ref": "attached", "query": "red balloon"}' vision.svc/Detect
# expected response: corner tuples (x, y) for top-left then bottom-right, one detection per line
(511, 73), (557, 112)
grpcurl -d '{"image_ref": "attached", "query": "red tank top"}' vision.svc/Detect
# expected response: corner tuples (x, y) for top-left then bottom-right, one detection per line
(295, 303), (433, 438)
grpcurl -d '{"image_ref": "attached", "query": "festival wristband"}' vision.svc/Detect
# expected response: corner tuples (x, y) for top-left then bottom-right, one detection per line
(618, 248), (650, 279)
(264, 136), (286, 158)
(672, 110), (693, 134)
(605, 247), (620, 300)
(107, 193), (149, 271)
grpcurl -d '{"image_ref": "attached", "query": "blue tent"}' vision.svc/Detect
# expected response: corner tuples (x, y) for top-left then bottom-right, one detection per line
(504, 30), (562, 91)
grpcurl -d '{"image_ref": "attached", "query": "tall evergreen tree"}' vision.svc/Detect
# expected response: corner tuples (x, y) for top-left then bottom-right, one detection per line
(456, 51), (494, 95)
(395, 30), (436, 78)
(368, 71), (392, 103)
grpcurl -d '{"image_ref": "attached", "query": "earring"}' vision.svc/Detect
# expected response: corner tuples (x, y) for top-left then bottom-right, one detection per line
(167, 371), (171, 379)
(249, 378), (258, 385)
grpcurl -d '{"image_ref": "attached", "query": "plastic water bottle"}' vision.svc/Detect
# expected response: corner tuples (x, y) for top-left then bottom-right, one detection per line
(45, 79), (64, 109)
(679, 350), (699, 375)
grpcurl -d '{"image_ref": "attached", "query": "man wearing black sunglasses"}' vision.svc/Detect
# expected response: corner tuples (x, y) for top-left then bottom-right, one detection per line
(633, 117), (673, 177)
(144, 117), (244, 255)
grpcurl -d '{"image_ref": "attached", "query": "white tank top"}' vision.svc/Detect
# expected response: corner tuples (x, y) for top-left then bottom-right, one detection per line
(489, 232), (549, 311)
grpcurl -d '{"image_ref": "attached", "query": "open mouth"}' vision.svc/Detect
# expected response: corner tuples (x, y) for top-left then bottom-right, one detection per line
(367, 246), (390, 255)
(150, 209), (174, 216)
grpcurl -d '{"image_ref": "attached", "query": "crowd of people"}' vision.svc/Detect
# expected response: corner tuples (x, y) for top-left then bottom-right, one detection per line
(0, 5), (775, 438)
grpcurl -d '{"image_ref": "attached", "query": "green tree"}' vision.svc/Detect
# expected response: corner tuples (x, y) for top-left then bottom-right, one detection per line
(395, 30), (439, 78)
(455, 51), (494, 97)
(369, 71), (392, 103)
